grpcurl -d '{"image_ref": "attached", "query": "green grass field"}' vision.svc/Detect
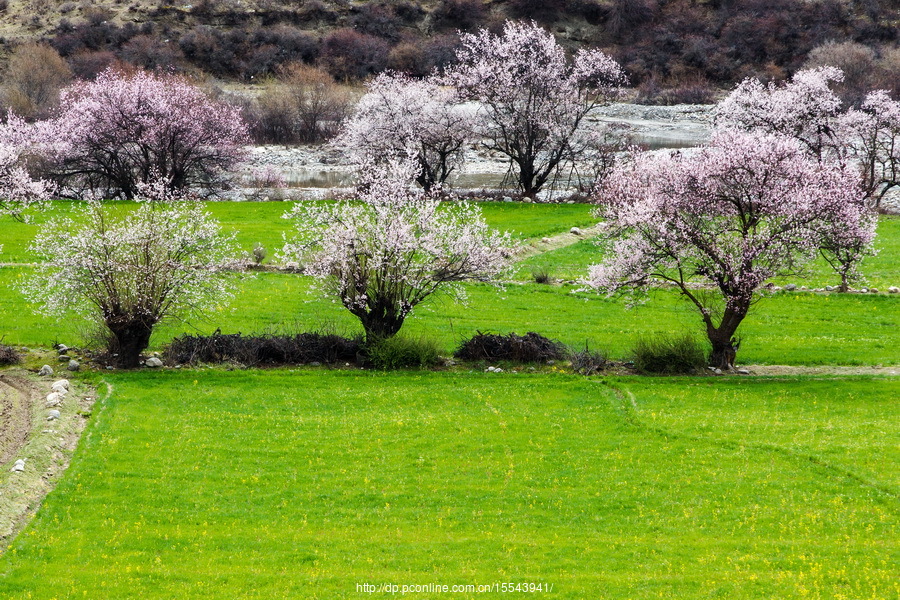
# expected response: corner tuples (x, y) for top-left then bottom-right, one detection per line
(0, 372), (895, 599)
(0, 201), (897, 598)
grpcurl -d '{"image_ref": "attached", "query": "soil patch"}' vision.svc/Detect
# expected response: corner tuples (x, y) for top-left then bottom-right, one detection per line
(0, 370), (98, 546)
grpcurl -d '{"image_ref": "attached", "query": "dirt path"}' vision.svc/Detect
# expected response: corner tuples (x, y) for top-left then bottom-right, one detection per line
(0, 370), (98, 546)
(514, 221), (603, 261)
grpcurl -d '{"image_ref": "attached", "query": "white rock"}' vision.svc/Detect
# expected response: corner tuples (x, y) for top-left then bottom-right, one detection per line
(51, 379), (70, 393)
(46, 392), (62, 407)
(145, 357), (164, 368)
(47, 409), (61, 421)
(736, 368), (750, 375)
(39, 365), (53, 377)
(541, 237), (551, 244)
(889, 286), (899, 294)
(12, 459), (25, 473)
(570, 227), (582, 235)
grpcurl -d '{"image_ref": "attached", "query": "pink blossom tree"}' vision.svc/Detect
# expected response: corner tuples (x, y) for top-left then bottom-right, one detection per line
(281, 162), (514, 342)
(47, 69), (248, 199)
(444, 21), (626, 197)
(21, 186), (240, 367)
(0, 114), (55, 222)
(840, 90), (900, 210)
(588, 132), (871, 369)
(715, 67), (847, 162)
(335, 72), (471, 192)
(716, 67), (891, 290)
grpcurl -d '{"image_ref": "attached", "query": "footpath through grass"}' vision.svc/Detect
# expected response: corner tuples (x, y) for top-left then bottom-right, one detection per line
(0, 371), (895, 599)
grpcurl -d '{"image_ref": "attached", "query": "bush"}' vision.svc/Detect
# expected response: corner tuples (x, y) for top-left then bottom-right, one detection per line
(454, 331), (566, 363)
(431, 0), (486, 31)
(366, 335), (441, 370)
(164, 330), (363, 366)
(569, 344), (607, 375)
(319, 29), (390, 82)
(630, 333), (707, 374)
(1, 43), (72, 120)
(0, 344), (21, 366)
(531, 266), (553, 284)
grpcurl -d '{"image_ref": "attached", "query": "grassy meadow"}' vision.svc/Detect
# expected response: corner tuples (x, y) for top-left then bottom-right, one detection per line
(0, 372), (896, 599)
(0, 201), (897, 598)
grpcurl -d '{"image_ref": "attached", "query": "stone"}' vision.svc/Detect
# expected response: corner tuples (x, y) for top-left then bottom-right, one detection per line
(800, 285), (808, 291)
(570, 227), (582, 235)
(736, 368), (750, 375)
(889, 286), (899, 294)
(39, 365), (53, 377)
(46, 392), (62, 408)
(67, 360), (80, 372)
(47, 409), (61, 421)
(58, 355), (71, 362)
(57, 344), (69, 354)
(51, 379), (70, 393)
(870, 288), (878, 293)
(713, 368), (723, 375)
(145, 357), (164, 368)
(309, 361), (322, 367)
(12, 459), (25, 473)
(541, 237), (551, 244)
(825, 285), (834, 291)
(502, 196), (513, 202)
(860, 287), (869, 293)
(783, 284), (797, 291)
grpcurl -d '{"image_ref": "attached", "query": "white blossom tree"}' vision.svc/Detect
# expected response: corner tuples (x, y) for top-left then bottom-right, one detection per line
(335, 72), (471, 192)
(282, 162), (514, 342)
(444, 21), (626, 197)
(0, 114), (55, 224)
(22, 186), (240, 368)
(841, 90), (900, 210)
(588, 132), (872, 369)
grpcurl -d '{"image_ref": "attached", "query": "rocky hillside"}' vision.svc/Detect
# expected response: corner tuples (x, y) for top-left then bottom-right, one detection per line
(0, 0), (898, 99)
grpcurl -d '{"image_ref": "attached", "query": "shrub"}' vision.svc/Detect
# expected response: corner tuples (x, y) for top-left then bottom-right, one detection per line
(630, 334), (707, 374)
(569, 344), (607, 375)
(1, 43), (72, 120)
(164, 330), (363, 366)
(252, 243), (267, 265)
(431, 0), (486, 31)
(454, 331), (566, 363)
(366, 334), (441, 370)
(0, 344), (21, 365)
(319, 29), (390, 82)
(531, 266), (553, 284)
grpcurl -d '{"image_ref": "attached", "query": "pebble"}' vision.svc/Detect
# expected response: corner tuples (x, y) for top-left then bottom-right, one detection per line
(39, 365), (53, 377)
(47, 409), (61, 421)
(67, 360), (80, 372)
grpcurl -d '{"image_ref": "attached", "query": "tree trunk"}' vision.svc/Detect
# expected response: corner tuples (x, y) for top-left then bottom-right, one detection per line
(838, 272), (850, 293)
(706, 307), (746, 370)
(107, 319), (154, 368)
(358, 308), (405, 345)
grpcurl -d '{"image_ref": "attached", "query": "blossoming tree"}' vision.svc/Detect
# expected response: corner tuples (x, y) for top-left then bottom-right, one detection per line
(588, 132), (872, 369)
(47, 69), (248, 199)
(444, 21), (626, 197)
(0, 114), (55, 223)
(22, 185), (240, 367)
(335, 72), (471, 192)
(282, 163), (514, 342)
(717, 66), (895, 289)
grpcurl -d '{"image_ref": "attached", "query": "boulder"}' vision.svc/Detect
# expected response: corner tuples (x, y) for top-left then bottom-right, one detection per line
(46, 392), (62, 407)
(67, 360), (80, 372)
(145, 357), (164, 368)
(39, 365), (54, 377)
(51, 379), (70, 393)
